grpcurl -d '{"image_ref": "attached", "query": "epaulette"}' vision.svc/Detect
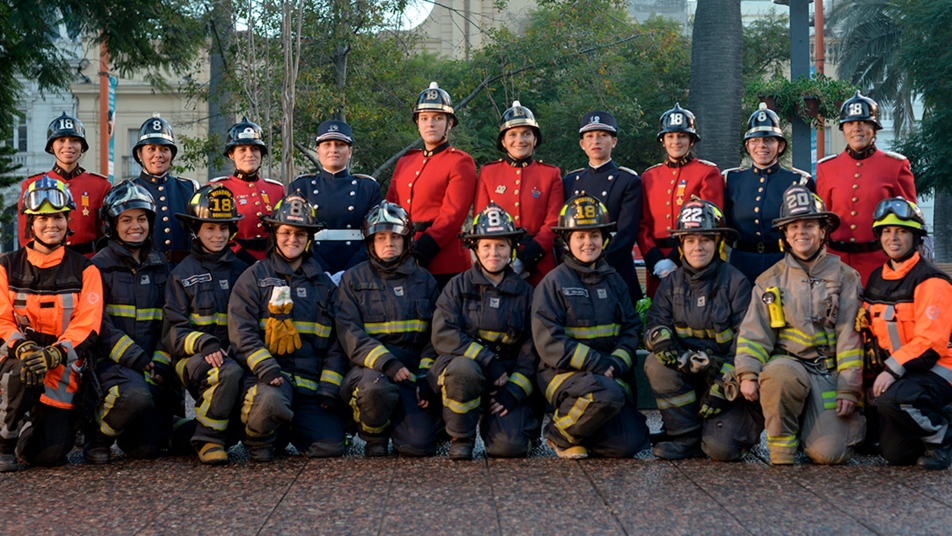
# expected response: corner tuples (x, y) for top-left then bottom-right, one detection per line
(643, 163), (662, 173)
(263, 177), (284, 186)
(87, 172), (109, 180)
(568, 167), (585, 175)
(209, 176), (229, 183)
(790, 167), (813, 185)
(482, 159), (505, 167)
(617, 166), (638, 176)
(181, 177), (200, 191)
(720, 167), (741, 178)
(27, 172), (45, 179)
(353, 173), (377, 182)
(697, 159), (718, 167)
(817, 154), (838, 165)
(406, 148), (422, 154)
(885, 150), (908, 161)
(536, 160), (559, 170)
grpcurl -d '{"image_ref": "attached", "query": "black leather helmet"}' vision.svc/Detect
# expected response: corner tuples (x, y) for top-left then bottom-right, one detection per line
(657, 103), (699, 142)
(45, 112), (88, 154)
(133, 114), (178, 165)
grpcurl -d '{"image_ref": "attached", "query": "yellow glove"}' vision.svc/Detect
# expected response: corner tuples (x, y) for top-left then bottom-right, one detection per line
(279, 318), (301, 354)
(855, 307), (870, 332)
(267, 301), (297, 355)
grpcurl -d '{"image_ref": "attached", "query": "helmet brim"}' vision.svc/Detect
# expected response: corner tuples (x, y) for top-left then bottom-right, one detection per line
(670, 228), (738, 242)
(262, 217), (324, 233)
(771, 212), (840, 233)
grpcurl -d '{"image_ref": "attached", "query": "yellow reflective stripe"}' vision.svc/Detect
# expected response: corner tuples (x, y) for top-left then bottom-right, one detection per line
(553, 393), (593, 443)
(152, 351), (171, 365)
(509, 372), (532, 396)
(294, 375), (319, 392)
(349, 387), (390, 434)
(569, 344), (590, 370)
(294, 321), (331, 337)
(767, 434), (798, 448)
(656, 390), (697, 409)
(779, 328), (834, 347)
(195, 366), (229, 431)
(190, 312), (228, 326)
(98, 385), (121, 437)
(442, 393), (481, 414)
(477, 329), (519, 345)
(822, 390), (837, 410)
(137, 308), (162, 321)
(545, 372), (575, 403)
(720, 362), (735, 375)
(837, 349), (863, 370)
(105, 304), (135, 318)
(564, 324), (620, 339)
(615, 379), (633, 400)
(320, 370), (343, 386)
(247, 349), (271, 372)
(184, 331), (203, 355)
(175, 359), (188, 384)
(365, 319), (430, 335)
(364, 345), (389, 369)
(419, 357), (435, 370)
(737, 338), (769, 363)
(109, 334), (134, 363)
(611, 349), (632, 368)
(464, 342), (483, 359)
(242, 385), (268, 437)
(715, 328), (734, 345)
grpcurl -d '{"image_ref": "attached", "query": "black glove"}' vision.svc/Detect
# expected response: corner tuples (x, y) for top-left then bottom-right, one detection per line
(485, 358), (508, 385)
(24, 346), (63, 375)
(591, 355), (622, 375)
(492, 387), (518, 412)
(417, 378), (438, 404)
(319, 394), (338, 410)
(382, 359), (407, 384)
(411, 234), (441, 265)
(698, 384), (730, 418)
(200, 340), (222, 359)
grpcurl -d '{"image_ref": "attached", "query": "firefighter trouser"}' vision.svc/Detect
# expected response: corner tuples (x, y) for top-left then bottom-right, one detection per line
(176, 354), (243, 448)
(92, 362), (180, 458)
(342, 367), (441, 457)
(875, 370), (952, 466)
(759, 356), (865, 464)
(431, 354), (541, 457)
(645, 353), (765, 461)
(0, 357), (79, 466)
(543, 371), (650, 458)
(240, 375), (346, 455)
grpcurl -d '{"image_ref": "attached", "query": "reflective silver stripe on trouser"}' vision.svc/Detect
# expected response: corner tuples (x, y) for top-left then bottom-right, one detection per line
(314, 229), (365, 241)
(0, 367), (18, 439)
(884, 305), (903, 354)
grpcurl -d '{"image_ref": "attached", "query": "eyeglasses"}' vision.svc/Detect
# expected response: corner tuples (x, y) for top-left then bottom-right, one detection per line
(275, 230), (310, 240)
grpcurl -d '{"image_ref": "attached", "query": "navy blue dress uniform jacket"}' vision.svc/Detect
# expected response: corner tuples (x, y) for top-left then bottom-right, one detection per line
(130, 172), (198, 259)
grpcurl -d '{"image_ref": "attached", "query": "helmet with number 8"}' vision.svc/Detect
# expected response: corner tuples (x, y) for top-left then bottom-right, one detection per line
(133, 113), (178, 165)
(670, 198), (738, 243)
(175, 184), (244, 236)
(657, 103), (699, 142)
(101, 180), (157, 248)
(772, 184), (840, 232)
(744, 102), (784, 140)
(461, 203), (526, 259)
(552, 194), (616, 250)
(839, 90), (882, 131)
(45, 112), (89, 154)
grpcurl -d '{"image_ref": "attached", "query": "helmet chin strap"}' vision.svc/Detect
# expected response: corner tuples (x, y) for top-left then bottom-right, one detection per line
(29, 215), (71, 251)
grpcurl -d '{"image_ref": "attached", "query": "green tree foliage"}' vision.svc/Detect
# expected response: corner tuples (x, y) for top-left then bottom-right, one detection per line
(742, 13), (789, 86)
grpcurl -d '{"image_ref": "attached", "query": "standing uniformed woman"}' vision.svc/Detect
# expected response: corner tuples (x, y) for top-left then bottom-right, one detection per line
(862, 198), (952, 469)
(336, 201), (441, 457)
(817, 91), (916, 284)
(430, 204), (541, 459)
(0, 177), (103, 472)
(644, 199), (756, 461)
(85, 181), (179, 464)
(474, 101), (563, 286)
(724, 103), (814, 283)
(386, 82), (477, 289)
(288, 120), (383, 284)
(163, 185), (248, 465)
(733, 185), (865, 465)
(228, 194), (348, 462)
(212, 117), (286, 263)
(129, 114), (198, 264)
(639, 104), (723, 297)
(533, 195), (650, 459)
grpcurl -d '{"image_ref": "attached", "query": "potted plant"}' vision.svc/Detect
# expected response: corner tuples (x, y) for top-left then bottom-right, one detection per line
(745, 74), (857, 129)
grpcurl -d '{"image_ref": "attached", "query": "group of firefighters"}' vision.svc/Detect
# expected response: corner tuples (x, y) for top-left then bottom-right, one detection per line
(1, 80), (948, 473)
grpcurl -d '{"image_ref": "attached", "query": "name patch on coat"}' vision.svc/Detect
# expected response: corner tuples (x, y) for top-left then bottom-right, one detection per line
(219, 280), (229, 290)
(258, 277), (286, 288)
(490, 297), (500, 308)
(562, 287), (589, 298)
(597, 289), (608, 299)
(181, 273), (213, 288)
(296, 288), (307, 298)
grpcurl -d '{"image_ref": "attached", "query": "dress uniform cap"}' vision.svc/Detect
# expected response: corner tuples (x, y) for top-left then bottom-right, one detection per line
(133, 113), (178, 165)
(657, 102), (699, 142)
(839, 90), (882, 130)
(578, 110), (618, 136)
(497, 101), (542, 151)
(315, 120), (354, 145)
(413, 82), (458, 127)
(772, 184), (840, 232)
(224, 116), (269, 157)
(45, 112), (88, 154)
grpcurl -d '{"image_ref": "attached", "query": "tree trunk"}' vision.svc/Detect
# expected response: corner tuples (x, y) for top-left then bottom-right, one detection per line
(933, 190), (952, 262)
(208, 0), (234, 180)
(281, 0), (305, 185)
(689, 0), (743, 169)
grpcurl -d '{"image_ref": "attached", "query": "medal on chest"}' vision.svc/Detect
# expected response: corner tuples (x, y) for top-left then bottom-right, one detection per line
(676, 180), (687, 206)
(262, 192), (272, 212)
(532, 187), (541, 199)
(82, 193), (90, 217)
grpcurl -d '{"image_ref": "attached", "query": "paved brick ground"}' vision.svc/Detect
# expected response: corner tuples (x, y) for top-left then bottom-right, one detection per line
(3, 412), (951, 535)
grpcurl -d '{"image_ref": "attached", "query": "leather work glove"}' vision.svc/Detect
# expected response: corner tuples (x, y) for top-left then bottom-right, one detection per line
(24, 345), (63, 375)
(653, 258), (677, 278)
(277, 318), (302, 355)
(655, 350), (679, 367)
(698, 383), (729, 419)
(855, 307), (870, 332)
(14, 340), (40, 361)
(677, 350), (711, 375)
(266, 286), (300, 356)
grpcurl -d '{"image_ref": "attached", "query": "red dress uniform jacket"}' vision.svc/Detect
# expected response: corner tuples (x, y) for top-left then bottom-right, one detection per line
(20, 167), (111, 257)
(211, 174), (286, 260)
(475, 159), (563, 286)
(817, 148), (916, 284)
(638, 158), (724, 297)
(386, 145), (477, 276)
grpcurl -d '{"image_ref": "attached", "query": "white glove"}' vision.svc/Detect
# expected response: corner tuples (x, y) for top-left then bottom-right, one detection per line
(511, 258), (526, 276)
(327, 271), (344, 287)
(653, 258), (677, 278)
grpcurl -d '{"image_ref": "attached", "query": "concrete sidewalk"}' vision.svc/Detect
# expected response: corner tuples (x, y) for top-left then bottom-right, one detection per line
(3, 413), (951, 535)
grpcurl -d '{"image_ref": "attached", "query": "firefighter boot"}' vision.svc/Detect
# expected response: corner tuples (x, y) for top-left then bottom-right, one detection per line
(83, 431), (113, 465)
(917, 427), (952, 470)
(547, 439), (588, 460)
(0, 453), (18, 472)
(652, 430), (702, 460)
(247, 445), (275, 463)
(449, 436), (475, 460)
(198, 443), (229, 465)
(364, 439), (390, 457)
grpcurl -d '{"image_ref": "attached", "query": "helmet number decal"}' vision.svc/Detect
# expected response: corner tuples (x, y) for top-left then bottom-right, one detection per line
(848, 103), (864, 116)
(153, 120), (163, 131)
(670, 113), (683, 125)
(757, 111), (767, 122)
(425, 89), (439, 100)
(788, 191), (811, 210)
(209, 195), (233, 213)
(576, 204), (597, 220)
(681, 207), (703, 223)
(486, 210), (503, 227)
(58, 119), (74, 130)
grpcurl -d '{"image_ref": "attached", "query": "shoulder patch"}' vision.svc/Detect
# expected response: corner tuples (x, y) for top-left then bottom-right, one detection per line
(257, 277), (286, 288)
(209, 176), (230, 183)
(643, 163), (662, 173)
(617, 166), (639, 176)
(562, 287), (589, 297)
(697, 159), (718, 167)
(181, 273), (213, 288)
(263, 177), (284, 186)
(353, 173), (377, 182)
(817, 154), (838, 165)
(885, 150), (908, 161)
